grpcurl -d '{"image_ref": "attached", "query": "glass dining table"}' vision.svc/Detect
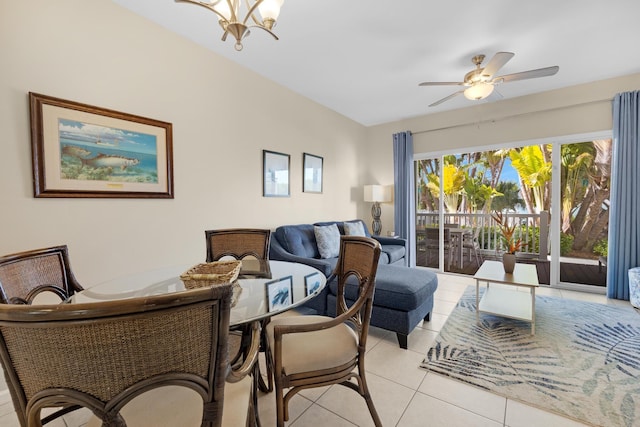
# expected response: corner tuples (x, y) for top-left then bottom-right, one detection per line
(69, 260), (326, 427)
(69, 260), (327, 327)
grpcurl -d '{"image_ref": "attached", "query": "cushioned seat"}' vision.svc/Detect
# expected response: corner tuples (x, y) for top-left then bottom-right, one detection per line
(267, 315), (357, 375)
(329, 264), (438, 312)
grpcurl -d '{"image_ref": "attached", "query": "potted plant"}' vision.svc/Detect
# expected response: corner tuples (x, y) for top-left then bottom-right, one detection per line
(491, 211), (527, 273)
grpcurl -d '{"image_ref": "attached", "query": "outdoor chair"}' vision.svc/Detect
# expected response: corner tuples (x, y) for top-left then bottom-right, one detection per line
(463, 226), (483, 267)
(266, 235), (383, 427)
(424, 228), (454, 270)
(0, 245), (83, 304)
(0, 283), (254, 427)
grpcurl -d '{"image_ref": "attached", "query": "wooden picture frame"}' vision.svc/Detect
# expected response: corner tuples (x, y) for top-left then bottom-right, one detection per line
(263, 150), (290, 197)
(265, 275), (293, 312)
(29, 92), (174, 198)
(303, 152), (323, 193)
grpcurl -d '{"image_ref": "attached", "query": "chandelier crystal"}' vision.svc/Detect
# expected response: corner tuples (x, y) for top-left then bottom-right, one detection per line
(177, 0), (284, 51)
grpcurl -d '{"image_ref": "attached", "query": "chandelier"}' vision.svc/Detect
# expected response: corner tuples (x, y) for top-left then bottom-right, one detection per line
(176, 0), (284, 51)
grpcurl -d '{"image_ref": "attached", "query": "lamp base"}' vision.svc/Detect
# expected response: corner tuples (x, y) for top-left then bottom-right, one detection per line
(371, 202), (382, 236)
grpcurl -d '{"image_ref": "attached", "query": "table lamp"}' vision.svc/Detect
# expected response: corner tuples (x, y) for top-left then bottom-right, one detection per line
(364, 185), (390, 236)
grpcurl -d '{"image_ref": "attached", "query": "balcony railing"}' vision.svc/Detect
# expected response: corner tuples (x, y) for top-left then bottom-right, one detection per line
(416, 211), (550, 260)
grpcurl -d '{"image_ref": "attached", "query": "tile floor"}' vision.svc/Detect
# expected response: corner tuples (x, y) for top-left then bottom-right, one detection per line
(0, 272), (630, 426)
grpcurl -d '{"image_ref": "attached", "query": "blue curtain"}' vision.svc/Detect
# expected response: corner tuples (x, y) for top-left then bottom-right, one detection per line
(393, 131), (416, 267)
(607, 91), (640, 299)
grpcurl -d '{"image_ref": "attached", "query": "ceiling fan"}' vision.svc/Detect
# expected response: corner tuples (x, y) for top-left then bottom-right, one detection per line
(419, 52), (559, 107)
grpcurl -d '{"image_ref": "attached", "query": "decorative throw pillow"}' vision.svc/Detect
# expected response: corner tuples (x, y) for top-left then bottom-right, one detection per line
(314, 224), (341, 259)
(344, 221), (366, 237)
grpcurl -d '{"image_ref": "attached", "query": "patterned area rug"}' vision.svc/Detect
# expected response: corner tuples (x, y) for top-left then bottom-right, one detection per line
(420, 287), (640, 427)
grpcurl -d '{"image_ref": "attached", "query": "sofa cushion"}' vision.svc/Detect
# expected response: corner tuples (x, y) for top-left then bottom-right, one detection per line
(314, 224), (341, 259)
(328, 265), (437, 312)
(343, 221), (366, 236)
(314, 220), (372, 238)
(275, 224), (320, 258)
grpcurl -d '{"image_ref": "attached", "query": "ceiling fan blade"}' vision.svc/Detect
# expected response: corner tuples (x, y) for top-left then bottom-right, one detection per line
(495, 66), (559, 83)
(481, 52), (515, 79)
(419, 81), (464, 87)
(429, 90), (464, 107)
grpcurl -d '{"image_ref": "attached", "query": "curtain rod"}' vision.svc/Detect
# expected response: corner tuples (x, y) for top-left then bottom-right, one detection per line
(411, 98), (613, 136)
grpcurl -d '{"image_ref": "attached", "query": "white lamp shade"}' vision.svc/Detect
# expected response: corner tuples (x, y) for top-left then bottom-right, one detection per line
(364, 185), (390, 202)
(258, 0), (283, 21)
(463, 82), (494, 100)
(212, 0), (233, 20)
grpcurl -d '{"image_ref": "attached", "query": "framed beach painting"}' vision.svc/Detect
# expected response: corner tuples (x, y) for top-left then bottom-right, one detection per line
(303, 152), (323, 193)
(263, 150), (290, 197)
(29, 92), (174, 198)
(265, 275), (293, 312)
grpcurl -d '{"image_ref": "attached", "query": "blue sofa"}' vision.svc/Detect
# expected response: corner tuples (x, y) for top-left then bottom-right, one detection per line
(269, 219), (438, 349)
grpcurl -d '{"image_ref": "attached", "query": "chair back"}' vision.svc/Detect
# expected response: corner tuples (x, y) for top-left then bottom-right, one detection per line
(0, 284), (233, 427)
(205, 229), (271, 262)
(425, 228), (451, 248)
(0, 245), (83, 304)
(333, 236), (381, 348)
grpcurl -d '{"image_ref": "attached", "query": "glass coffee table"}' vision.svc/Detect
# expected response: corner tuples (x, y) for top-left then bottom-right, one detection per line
(473, 260), (540, 334)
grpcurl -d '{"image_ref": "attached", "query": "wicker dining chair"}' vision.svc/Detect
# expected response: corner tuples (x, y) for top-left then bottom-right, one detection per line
(0, 245), (83, 304)
(205, 228), (271, 262)
(266, 235), (383, 427)
(204, 227), (274, 393)
(0, 283), (254, 427)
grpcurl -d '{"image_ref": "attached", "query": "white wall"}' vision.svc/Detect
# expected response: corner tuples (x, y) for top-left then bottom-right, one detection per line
(0, 0), (367, 285)
(365, 73), (640, 233)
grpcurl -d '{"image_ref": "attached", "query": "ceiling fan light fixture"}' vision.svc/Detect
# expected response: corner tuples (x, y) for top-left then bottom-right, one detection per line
(464, 82), (494, 100)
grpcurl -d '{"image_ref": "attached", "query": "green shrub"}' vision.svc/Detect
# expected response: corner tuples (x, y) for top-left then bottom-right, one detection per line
(560, 233), (574, 256)
(593, 238), (608, 257)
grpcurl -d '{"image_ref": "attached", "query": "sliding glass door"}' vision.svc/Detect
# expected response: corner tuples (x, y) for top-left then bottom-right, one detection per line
(415, 132), (612, 290)
(551, 138), (612, 290)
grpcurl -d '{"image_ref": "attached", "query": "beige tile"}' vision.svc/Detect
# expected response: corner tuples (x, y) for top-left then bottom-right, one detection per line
(418, 372), (506, 423)
(62, 407), (93, 426)
(432, 299), (457, 316)
(0, 412), (20, 427)
(406, 327), (438, 353)
(289, 404), (356, 427)
(434, 287), (465, 303)
(257, 388), (314, 427)
(365, 341), (427, 389)
(315, 372), (414, 427)
(421, 311), (449, 332)
(398, 391), (502, 427)
(505, 399), (591, 427)
(0, 399), (15, 417)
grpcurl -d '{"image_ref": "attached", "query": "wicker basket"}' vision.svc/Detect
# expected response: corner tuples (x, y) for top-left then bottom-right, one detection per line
(180, 260), (242, 289)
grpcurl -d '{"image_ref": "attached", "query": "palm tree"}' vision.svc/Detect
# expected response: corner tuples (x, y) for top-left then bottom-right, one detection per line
(492, 181), (525, 212)
(509, 145), (552, 213)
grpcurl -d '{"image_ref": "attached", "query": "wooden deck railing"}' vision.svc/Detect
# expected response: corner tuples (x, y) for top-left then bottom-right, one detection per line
(416, 211), (550, 260)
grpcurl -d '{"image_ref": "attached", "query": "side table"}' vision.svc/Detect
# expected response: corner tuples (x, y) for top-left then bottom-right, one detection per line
(473, 260), (540, 334)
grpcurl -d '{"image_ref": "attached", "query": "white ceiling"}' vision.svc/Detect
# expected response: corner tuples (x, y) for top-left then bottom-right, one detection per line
(112, 0), (640, 126)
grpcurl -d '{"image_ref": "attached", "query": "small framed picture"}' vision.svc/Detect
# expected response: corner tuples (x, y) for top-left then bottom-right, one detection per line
(265, 276), (293, 312)
(263, 150), (290, 197)
(304, 272), (322, 296)
(303, 153), (323, 193)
